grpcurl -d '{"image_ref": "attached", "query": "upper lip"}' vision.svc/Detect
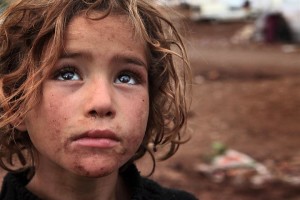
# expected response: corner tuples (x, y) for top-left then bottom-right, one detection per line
(71, 129), (120, 142)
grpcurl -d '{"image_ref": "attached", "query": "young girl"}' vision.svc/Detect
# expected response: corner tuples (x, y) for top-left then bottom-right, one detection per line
(0, 0), (196, 199)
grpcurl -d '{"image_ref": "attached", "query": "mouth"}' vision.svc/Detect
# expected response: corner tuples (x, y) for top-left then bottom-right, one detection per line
(70, 129), (120, 148)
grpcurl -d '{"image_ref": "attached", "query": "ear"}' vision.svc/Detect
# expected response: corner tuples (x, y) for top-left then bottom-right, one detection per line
(11, 118), (27, 132)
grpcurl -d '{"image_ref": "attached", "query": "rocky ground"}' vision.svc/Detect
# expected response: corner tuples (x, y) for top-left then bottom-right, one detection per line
(137, 12), (300, 200)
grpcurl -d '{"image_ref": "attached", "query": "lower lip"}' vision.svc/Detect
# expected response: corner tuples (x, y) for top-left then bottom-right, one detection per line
(72, 138), (119, 148)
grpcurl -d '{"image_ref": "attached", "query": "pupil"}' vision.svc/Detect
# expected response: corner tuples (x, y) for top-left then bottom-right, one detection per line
(63, 72), (74, 80)
(120, 75), (130, 83)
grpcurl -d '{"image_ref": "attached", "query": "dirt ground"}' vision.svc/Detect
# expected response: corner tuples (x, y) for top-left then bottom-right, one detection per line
(137, 11), (300, 200)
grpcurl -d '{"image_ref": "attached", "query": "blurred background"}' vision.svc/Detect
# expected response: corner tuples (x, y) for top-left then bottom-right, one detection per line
(1, 0), (300, 199)
(138, 0), (300, 199)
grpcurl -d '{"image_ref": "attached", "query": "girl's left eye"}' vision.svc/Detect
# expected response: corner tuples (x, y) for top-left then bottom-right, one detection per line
(54, 67), (81, 81)
(115, 72), (139, 85)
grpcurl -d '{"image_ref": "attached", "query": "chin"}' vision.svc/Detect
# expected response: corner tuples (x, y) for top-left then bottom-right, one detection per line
(70, 159), (121, 178)
(78, 169), (114, 178)
(72, 165), (116, 178)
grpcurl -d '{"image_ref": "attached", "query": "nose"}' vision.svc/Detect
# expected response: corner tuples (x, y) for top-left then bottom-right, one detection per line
(84, 79), (116, 119)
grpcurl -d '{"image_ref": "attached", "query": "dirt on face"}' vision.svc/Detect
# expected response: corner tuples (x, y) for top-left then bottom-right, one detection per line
(1, 7), (300, 200)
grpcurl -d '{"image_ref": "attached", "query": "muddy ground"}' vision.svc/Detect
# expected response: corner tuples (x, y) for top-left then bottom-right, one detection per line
(137, 12), (300, 200)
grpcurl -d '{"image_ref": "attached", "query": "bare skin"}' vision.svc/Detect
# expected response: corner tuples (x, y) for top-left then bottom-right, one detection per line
(17, 12), (149, 200)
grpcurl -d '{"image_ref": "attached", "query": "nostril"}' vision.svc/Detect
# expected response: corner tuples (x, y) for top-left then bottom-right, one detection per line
(88, 110), (114, 118)
(89, 110), (98, 118)
(106, 111), (113, 117)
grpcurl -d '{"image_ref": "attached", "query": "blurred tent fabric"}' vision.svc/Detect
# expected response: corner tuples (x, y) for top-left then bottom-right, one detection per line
(157, 0), (300, 43)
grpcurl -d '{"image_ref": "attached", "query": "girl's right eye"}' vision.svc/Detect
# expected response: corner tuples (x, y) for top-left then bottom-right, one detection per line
(54, 67), (81, 81)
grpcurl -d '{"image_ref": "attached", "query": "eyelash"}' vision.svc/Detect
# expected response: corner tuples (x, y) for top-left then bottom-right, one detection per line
(53, 65), (80, 80)
(117, 69), (143, 84)
(52, 65), (145, 84)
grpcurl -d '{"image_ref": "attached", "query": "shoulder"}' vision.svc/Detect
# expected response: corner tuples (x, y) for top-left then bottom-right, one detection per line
(0, 170), (39, 200)
(139, 177), (198, 200)
(121, 164), (198, 200)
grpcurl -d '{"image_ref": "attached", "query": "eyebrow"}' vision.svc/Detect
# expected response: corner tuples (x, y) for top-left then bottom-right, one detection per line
(59, 50), (92, 60)
(113, 54), (147, 69)
(59, 50), (147, 69)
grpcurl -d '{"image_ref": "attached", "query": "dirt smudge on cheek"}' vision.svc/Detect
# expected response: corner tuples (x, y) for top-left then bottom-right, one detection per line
(52, 127), (64, 155)
(46, 98), (70, 155)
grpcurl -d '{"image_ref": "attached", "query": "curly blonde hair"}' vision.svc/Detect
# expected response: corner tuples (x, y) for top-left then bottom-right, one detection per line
(0, 0), (191, 173)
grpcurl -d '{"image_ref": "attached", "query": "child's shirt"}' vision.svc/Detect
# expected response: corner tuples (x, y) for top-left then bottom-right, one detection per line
(0, 164), (198, 200)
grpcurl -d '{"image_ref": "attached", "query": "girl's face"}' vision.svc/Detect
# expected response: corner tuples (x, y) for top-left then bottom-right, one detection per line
(20, 13), (149, 177)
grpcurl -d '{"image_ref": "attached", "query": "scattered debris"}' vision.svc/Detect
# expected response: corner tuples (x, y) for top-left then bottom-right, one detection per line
(231, 24), (255, 44)
(281, 44), (298, 53)
(195, 142), (300, 188)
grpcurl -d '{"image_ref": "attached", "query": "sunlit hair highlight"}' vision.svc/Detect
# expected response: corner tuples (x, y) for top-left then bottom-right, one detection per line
(0, 0), (191, 174)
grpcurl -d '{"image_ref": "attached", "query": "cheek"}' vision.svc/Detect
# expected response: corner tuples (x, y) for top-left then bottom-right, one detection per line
(25, 93), (66, 143)
(131, 96), (149, 127)
(126, 96), (149, 141)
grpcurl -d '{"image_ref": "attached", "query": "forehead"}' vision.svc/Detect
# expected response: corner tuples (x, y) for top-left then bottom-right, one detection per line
(65, 12), (143, 47)
(57, 12), (149, 66)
